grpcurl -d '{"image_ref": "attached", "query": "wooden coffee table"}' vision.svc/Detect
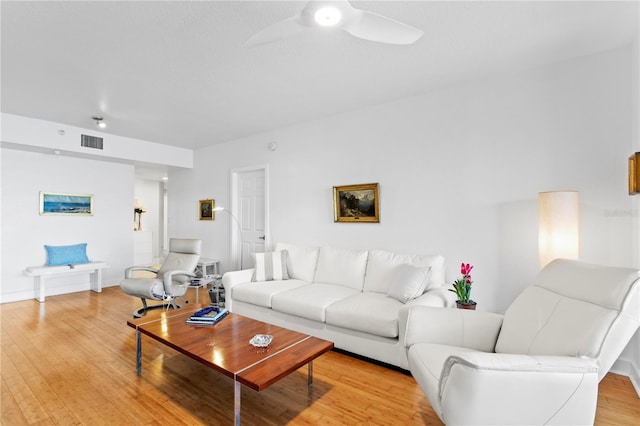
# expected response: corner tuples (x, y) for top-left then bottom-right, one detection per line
(127, 308), (333, 425)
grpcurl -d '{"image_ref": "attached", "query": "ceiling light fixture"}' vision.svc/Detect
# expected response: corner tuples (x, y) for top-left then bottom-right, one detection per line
(314, 6), (341, 26)
(92, 115), (106, 129)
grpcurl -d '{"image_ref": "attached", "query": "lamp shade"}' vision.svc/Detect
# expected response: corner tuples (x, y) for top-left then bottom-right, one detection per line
(538, 191), (580, 269)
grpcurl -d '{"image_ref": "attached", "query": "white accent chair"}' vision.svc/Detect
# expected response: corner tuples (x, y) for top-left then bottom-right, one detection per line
(120, 238), (201, 317)
(401, 259), (640, 425)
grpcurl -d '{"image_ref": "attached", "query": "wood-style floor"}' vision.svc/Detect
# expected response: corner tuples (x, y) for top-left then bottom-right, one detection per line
(1, 286), (638, 425)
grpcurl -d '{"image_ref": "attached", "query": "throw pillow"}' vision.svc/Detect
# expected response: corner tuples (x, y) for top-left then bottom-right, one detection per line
(252, 250), (289, 281)
(386, 264), (431, 303)
(44, 243), (90, 266)
(274, 243), (319, 282)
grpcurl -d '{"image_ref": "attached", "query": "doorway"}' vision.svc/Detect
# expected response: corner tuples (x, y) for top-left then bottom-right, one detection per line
(230, 165), (269, 270)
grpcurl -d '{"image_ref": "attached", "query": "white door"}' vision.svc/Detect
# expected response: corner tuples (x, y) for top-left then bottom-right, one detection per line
(231, 166), (268, 270)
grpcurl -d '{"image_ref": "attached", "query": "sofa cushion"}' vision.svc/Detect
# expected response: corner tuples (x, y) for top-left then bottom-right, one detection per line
(274, 243), (319, 282)
(387, 264), (431, 303)
(271, 283), (359, 322)
(364, 250), (445, 294)
(325, 292), (403, 338)
(314, 246), (368, 290)
(252, 250), (289, 281)
(232, 279), (310, 308)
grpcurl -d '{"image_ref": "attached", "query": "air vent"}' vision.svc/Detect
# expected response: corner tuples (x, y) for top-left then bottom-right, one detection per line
(81, 134), (104, 150)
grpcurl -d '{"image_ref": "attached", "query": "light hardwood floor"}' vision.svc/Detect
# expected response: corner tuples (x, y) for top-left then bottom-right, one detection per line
(2, 286), (638, 425)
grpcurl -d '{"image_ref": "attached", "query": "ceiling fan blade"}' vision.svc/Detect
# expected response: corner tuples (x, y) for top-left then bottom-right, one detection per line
(343, 10), (423, 45)
(245, 15), (306, 47)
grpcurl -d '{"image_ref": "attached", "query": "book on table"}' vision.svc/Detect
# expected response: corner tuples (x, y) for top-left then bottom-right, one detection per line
(185, 306), (229, 325)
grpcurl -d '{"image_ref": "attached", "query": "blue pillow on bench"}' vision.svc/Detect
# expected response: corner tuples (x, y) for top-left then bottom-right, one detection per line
(45, 243), (90, 266)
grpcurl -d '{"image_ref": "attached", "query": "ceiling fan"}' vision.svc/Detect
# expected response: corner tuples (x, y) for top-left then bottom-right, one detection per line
(245, 0), (423, 47)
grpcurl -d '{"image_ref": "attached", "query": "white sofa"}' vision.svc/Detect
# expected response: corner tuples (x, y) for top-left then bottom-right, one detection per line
(222, 243), (456, 370)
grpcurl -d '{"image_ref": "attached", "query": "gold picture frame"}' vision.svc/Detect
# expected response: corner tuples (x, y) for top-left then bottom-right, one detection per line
(333, 183), (379, 223)
(199, 199), (215, 220)
(629, 153), (640, 195)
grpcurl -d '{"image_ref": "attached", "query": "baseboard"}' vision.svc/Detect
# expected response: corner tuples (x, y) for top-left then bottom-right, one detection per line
(1, 290), (37, 304)
(610, 358), (640, 398)
(1, 281), (101, 304)
(1, 285), (87, 304)
(1, 277), (123, 304)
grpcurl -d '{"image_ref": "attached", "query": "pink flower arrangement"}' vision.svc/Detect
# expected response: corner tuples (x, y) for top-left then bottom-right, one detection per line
(450, 262), (474, 304)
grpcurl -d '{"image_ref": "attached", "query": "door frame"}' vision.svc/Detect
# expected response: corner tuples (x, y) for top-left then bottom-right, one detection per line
(229, 164), (270, 270)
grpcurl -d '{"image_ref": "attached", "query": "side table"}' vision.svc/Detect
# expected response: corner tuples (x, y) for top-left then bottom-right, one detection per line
(191, 258), (219, 304)
(195, 257), (220, 278)
(190, 276), (214, 304)
(208, 276), (225, 308)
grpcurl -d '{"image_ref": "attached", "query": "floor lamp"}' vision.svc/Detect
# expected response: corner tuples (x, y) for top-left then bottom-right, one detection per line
(213, 207), (245, 270)
(538, 191), (580, 269)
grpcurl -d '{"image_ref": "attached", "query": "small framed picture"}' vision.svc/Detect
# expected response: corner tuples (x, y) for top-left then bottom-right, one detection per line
(333, 183), (379, 223)
(629, 153), (639, 195)
(199, 199), (215, 220)
(40, 192), (93, 216)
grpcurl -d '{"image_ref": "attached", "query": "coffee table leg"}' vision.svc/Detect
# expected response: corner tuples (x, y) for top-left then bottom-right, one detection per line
(308, 361), (313, 387)
(136, 329), (142, 376)
(234, 380), (241, 425)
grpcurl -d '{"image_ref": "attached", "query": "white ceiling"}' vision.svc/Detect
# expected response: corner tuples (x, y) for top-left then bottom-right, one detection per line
(1, 1), (638, 151)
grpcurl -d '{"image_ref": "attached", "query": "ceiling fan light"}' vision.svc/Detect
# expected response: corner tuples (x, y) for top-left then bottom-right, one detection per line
(92, 115), (106, 129)
(314, 7), (341, 26)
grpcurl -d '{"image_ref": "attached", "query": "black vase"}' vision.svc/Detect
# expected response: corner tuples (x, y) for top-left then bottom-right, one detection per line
(456, 300), (477, 310)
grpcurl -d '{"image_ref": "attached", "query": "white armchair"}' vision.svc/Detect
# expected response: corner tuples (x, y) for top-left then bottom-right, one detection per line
(400, 259), (640, 425)
(120, 238), (201, 317)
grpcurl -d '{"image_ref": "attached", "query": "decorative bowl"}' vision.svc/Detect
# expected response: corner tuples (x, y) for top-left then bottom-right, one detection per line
(249, 334), (273, 347)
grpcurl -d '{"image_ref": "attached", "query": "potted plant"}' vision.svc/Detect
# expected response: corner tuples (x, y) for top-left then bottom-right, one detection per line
(450, 262), (476, 310)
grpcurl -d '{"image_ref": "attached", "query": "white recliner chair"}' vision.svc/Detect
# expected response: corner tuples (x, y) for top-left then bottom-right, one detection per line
(120, 238), (201, 317)
(400, 259), (640, 425)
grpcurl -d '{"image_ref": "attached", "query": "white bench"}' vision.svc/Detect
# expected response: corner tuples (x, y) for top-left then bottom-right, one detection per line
(24, 261), (110, 302)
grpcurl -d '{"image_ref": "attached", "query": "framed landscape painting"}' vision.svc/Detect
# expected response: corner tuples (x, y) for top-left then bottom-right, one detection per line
(199, 199), (214, 220)
(40, 192), (93, 216)
(333, 183), (379, 223)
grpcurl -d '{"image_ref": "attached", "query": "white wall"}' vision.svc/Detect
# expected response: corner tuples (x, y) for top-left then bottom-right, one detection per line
(168, 44), (638, 374)
(0, 113), (194, 302)
(0, 149), (133, 302)
(171, 45), (635, 309)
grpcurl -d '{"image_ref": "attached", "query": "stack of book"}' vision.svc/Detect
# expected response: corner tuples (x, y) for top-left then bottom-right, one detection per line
(185, 306), (229, 326)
